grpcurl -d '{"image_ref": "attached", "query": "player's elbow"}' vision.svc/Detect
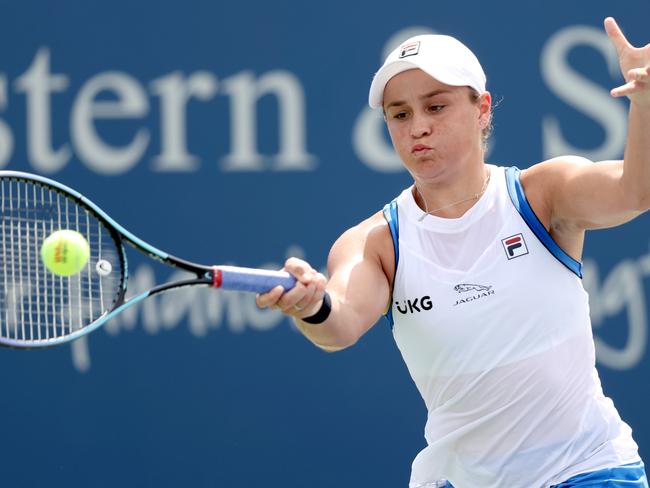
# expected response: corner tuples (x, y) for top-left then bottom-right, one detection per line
(620, 173), (650, 213)
(314, 335), (360, 353)
(316, 343), (350, 353)
(633, 193), (650, 213)
(307, 322), (366, 353)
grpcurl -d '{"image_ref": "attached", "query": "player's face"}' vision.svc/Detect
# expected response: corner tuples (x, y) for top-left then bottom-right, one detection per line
(382, 69), (489, 185)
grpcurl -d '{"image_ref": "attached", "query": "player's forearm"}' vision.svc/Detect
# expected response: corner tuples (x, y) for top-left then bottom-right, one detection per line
(621, 103), (650, 210)
(293, 293), (376, 352)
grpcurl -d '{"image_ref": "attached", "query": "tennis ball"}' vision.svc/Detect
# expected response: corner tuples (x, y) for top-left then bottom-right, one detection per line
(41, 230), (90, 276)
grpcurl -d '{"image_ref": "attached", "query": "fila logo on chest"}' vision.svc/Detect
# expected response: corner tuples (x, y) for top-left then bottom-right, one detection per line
(502, 233), (529, 259)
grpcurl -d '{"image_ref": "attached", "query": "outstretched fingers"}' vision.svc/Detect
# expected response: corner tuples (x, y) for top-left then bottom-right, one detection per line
(611, 66), (650, 98)
(604, 17), (632, 55)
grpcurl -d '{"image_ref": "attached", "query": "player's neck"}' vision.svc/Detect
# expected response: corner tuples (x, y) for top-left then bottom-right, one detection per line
(413, 165), (490, 220)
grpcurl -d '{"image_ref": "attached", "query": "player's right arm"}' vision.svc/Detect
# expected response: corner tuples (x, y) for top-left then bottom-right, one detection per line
(255, 212), (394, 352)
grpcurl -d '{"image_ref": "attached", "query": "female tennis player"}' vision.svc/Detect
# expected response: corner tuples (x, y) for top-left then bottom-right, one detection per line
(257, 17), (649, 488)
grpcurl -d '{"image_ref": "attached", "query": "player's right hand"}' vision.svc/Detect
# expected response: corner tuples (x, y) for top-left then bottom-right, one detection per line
(255, 257), (328, 320)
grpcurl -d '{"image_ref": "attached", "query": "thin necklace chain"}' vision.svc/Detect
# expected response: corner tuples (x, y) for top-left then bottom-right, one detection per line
(416, 169), (491, 222)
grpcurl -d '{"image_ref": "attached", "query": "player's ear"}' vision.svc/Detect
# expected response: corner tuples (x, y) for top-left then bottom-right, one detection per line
(478, 91), (492, 128)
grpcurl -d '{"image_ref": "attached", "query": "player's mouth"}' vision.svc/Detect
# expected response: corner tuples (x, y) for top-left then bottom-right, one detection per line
(411, 144), (432, 154)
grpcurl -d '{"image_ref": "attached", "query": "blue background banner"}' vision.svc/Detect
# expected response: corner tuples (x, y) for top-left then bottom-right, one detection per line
(1, 1), (649, 486)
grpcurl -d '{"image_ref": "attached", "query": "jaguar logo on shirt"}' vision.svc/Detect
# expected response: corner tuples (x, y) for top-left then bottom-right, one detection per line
(395, 295), (433, 314)
(454, 284), (492, 293)
(453, 283), (495, 306)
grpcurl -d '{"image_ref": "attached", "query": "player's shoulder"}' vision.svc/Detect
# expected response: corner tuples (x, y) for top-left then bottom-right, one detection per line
(521, 155), (594, 185)
(333, 210), (393, 253)
(520, 155), (595, 199)
(518, 156), (596, 228)
(328, 210), (395, 274)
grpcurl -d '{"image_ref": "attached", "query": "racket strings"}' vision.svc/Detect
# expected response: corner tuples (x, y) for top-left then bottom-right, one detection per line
(0, 178), (124, 345)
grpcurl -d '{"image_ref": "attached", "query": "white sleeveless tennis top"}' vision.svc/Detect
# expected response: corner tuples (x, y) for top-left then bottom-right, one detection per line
(383, 165), (639, 488)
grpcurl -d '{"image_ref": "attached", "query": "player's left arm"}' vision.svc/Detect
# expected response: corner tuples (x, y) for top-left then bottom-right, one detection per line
(526, 17), (650, 232)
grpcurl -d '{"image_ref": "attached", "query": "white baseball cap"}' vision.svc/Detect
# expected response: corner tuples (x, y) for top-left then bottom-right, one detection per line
(368, 34), (486, 108)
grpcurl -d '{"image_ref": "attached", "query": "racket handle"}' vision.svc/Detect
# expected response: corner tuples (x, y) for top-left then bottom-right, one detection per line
(213, 266), (297, 293)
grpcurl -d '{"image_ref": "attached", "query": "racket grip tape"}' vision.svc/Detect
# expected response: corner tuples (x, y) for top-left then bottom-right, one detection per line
(212, 266), (297, 293)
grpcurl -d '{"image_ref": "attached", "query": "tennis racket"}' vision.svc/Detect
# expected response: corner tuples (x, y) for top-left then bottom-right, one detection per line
(0, 170), (296, 348)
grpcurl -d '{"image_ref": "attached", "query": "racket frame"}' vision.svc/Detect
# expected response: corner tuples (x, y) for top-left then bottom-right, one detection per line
(0, 171), (227, 348)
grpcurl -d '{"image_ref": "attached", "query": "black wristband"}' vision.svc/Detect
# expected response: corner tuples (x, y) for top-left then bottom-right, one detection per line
(302, 292), (332, 324)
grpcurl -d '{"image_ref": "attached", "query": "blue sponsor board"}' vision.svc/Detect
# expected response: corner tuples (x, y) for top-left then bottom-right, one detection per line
(0, 0), (649, 486)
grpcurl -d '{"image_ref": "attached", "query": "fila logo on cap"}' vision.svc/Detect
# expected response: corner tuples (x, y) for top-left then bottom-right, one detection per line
(502, 233), (528, 259)
(399, 41), (420, 58)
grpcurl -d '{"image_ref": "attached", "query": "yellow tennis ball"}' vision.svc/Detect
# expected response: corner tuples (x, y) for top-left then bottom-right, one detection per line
(41, 230), (90, 276)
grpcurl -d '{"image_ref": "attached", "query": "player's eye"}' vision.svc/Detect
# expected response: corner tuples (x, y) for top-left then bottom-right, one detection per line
(429, 105), (445, 113)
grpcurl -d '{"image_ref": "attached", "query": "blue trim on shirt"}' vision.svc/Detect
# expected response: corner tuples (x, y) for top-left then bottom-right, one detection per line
(505, 166), (583, 278)
(550, 460), (648, 487)
(444, 460), (648, 488)
(382, 200), (399, 328)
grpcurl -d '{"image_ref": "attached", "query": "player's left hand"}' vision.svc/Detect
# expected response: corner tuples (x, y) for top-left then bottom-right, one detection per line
(605, 17), (650, 107)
